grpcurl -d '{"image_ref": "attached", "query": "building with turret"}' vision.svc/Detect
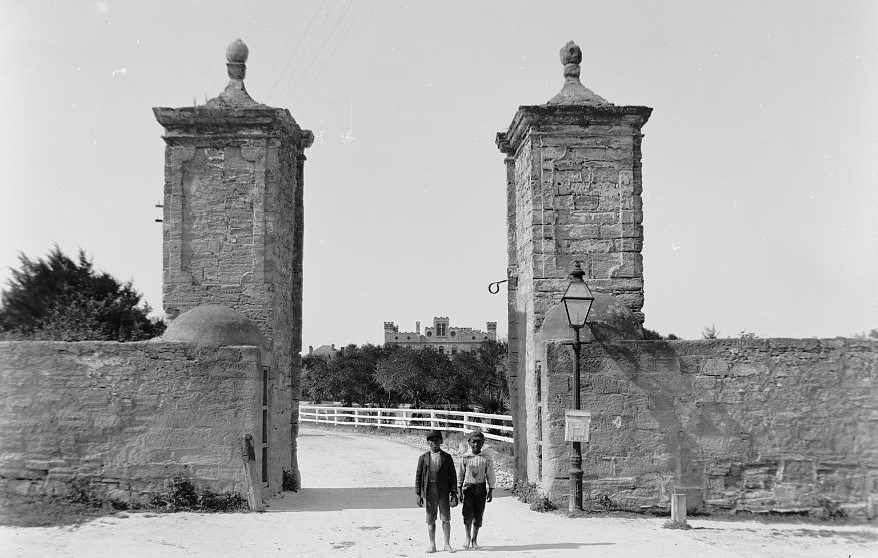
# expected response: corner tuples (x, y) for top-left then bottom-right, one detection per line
(383, 317), (497, 355)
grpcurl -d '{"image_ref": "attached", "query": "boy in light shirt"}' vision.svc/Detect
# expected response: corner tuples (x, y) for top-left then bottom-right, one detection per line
(457, 428), (495, 549)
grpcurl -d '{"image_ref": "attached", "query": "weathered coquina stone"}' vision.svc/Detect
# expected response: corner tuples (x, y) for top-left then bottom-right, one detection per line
(154, 39), (313, 496)
(497, 42), (651, 478)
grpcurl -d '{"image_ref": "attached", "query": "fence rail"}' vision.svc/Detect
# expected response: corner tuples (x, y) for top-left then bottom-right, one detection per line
(298, 405), (514, 443)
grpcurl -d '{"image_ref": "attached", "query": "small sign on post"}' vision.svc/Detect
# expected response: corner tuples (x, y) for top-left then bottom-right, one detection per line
(564, 410), (591, 442)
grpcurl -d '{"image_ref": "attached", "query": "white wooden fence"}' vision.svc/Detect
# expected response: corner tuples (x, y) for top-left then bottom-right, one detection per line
(298, 405), (514, 443)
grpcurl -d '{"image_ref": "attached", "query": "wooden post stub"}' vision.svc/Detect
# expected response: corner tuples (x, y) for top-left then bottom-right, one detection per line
(671, 493), (687, 524)
(241, 434), (264, 512)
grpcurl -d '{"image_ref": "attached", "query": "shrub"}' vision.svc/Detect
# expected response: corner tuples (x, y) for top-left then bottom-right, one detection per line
(529, 496), (557, 512)
(282, 469), (298, 492)
(702, 324), (719, 339)
(149, 476), (247, 512)
(511, 480), (557, 512)
(64, 477), (103, 508)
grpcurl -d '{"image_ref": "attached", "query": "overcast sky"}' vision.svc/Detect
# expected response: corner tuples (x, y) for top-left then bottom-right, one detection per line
(2, 1), (876, 347)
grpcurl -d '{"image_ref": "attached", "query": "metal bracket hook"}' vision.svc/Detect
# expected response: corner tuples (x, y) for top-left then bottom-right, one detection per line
(487, 279), (508, 294)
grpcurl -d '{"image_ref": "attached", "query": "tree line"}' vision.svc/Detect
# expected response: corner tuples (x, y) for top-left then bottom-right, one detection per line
(301, 340), (509, 413)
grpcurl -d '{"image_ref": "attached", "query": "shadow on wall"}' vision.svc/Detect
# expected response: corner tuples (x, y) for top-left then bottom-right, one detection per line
(563, 336), (878, 517)
(595, 340), (718, 510)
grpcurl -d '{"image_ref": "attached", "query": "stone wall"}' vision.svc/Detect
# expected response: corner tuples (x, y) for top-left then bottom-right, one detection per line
(0, 341), (262, 504)
(539, 338), (878, 517)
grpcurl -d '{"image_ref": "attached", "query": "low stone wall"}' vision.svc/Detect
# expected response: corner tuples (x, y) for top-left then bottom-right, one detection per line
(540, 338), (878, 517)
(0, 341), (261, 505)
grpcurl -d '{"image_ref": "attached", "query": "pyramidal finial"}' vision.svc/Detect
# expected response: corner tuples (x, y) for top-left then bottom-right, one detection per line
(547, 40), (612, 107)
(205, 39), (262, 108)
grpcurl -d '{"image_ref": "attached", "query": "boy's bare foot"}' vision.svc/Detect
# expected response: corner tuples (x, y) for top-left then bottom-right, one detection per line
(426, 544), (436, 553)
(471, 542), (481, 549)
(443, 543), (455, 553)
(463, 538), (471, 549)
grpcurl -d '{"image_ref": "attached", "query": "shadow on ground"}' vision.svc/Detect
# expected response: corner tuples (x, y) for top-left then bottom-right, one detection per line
(477, 542), (614, 551)
(268, 487), (511, 513)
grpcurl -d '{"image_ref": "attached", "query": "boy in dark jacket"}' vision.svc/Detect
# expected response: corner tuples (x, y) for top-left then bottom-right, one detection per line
(415, 430), (458, 553)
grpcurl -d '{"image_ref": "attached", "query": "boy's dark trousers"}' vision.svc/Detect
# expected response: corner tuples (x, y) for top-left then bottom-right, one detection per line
(461, 482), (488, 527)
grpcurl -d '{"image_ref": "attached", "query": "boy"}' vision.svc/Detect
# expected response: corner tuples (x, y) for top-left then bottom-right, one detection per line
(415, 430), (458, 553)
(457, 429), (495, 549)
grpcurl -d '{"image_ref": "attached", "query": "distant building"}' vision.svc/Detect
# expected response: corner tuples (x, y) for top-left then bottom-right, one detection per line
(307, 344), (338, 360)
(383, 317), (497, 355)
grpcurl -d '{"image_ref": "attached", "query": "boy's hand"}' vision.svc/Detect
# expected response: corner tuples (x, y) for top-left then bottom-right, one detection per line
(417, 496), (424, 507)
(450, 493), (459, 507)
(458, 489), (464, 504)
(487, 488), (493, 503)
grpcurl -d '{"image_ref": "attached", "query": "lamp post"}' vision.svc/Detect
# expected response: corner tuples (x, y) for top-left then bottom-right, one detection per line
(561, 261), (594, 512)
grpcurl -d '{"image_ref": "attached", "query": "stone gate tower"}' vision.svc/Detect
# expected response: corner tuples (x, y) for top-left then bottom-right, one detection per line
(154, 40), (313, 492)
(497, 42), (651, 471)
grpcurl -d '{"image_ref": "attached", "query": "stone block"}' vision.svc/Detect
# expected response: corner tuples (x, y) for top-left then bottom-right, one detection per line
(23, 460), (52, 471)
(592, 216), (619, 235)
(702, 359), (730, 377)
(567, 211), (617, 226)
(555, 224), (600, 239)
(729, 362), (769, 377)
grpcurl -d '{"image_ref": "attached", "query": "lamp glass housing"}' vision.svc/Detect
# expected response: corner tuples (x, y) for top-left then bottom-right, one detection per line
(562, 280), (594, 329)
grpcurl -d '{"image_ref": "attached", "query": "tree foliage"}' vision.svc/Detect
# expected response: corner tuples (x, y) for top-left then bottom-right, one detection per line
(301, 344), (392, 407)
(301, 340), (509, 411)
(0, 247), (164, 341)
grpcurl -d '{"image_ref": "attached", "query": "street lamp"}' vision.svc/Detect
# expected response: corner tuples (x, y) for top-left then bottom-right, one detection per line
(561, 261), (594, 512)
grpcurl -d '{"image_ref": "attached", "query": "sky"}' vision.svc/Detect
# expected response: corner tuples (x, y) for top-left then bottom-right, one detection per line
(1, 0), (876, 348)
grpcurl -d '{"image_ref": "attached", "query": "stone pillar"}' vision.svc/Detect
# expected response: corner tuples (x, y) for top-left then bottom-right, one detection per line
(154, 39), (313, 495)
(496, 41), (651, 485)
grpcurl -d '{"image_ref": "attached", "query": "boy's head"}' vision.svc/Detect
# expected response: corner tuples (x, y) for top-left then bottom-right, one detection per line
(426, 430), (443, 452)
(467, 430), (485, 454)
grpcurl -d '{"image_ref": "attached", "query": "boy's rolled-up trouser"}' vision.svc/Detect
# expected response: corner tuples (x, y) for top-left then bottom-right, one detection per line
(461, 482), (487, 527)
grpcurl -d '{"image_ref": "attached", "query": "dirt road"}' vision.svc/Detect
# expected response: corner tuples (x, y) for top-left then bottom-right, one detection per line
(1, 425), (876, 557)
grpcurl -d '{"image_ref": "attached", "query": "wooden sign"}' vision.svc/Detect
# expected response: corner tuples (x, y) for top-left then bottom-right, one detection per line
(564, 410), (591, 442)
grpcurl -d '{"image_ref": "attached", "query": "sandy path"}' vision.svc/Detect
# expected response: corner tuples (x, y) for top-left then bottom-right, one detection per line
(1, 425), (876, 557)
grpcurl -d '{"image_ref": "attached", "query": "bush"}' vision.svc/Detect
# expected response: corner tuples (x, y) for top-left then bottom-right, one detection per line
(64, 477), (104, 508)
(510, 480), (557, 512)
(148, 476), (247, 512)
(282, 469), (298, 492)
(529, 496), (557, 512)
